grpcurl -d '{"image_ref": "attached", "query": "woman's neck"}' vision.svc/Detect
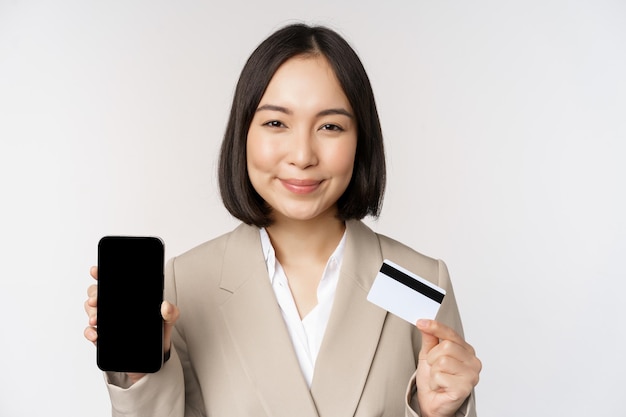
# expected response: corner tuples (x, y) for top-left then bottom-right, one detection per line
(265, 215), (346, 267)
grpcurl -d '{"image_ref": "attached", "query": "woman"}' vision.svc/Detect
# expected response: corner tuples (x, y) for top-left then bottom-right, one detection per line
(84, 23), (481, 417)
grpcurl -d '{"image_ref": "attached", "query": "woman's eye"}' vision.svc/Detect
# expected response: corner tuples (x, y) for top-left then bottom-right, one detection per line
(320, 124), (343, 132)
(264, 120), (285, 128)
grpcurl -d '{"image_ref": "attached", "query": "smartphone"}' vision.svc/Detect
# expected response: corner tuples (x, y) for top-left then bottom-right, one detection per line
(97, 236), (165, 373)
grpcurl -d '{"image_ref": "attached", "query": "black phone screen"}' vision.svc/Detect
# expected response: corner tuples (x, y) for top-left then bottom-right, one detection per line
(97, 236), (164, 373)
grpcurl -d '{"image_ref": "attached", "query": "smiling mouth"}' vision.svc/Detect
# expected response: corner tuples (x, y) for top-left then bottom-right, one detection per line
(279, 179), (323, 194)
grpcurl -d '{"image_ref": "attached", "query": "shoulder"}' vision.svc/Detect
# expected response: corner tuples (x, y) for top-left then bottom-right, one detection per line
(174, 223), (258, 264)
(166, 223), (260, 283)
(347, 220), (445, 286)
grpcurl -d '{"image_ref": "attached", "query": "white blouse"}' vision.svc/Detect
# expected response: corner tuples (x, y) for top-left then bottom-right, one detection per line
(259, 227), (347, 387)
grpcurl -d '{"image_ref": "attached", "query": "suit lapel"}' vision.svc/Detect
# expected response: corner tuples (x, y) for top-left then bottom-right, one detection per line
(310, 220), (387, 417)
(218, 224), (319, 417)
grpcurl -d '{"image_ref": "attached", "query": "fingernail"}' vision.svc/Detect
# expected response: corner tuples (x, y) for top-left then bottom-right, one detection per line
(417, 319), (430, 328)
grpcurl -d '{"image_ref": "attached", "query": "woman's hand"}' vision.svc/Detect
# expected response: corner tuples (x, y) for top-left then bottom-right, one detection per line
(83, 266), (180, 385)
(415, 319), (482, 417)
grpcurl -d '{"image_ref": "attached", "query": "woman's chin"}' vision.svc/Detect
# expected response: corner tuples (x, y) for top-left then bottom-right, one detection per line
(272, 205), (337, 224)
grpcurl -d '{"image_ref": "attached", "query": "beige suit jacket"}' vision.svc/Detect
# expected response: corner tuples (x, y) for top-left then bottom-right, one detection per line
(106, 220), (476, 417)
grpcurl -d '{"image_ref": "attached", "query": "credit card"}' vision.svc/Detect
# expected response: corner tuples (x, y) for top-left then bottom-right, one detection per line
(367, 259), (446, 324)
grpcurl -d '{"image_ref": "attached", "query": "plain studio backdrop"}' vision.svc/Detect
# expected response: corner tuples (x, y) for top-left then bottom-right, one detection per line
(1, 1), (625, 416)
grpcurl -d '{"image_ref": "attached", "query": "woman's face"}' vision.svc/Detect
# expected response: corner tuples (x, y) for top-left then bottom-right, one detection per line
(246, 55), (357, 224)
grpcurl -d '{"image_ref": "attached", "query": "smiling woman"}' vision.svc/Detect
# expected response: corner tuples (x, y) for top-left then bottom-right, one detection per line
(83, 23), (481, 417)
(246, 55), (358, 225)
(217, 25), (387, 229)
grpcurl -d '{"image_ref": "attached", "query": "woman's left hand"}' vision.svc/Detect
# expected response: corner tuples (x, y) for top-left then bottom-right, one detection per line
(415, 319), (482, 417)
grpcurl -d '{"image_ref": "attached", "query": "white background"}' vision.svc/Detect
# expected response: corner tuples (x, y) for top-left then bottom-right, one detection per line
(1, 1), (625, 416)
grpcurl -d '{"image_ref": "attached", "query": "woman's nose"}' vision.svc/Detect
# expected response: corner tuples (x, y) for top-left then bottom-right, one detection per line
(288, 129), (318, 168)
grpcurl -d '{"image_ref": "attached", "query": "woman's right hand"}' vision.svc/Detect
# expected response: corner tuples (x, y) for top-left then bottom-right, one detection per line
(83, 266), (180, 384)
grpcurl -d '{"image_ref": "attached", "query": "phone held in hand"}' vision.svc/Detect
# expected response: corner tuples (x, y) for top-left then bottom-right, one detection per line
(97, 236), (165, 373)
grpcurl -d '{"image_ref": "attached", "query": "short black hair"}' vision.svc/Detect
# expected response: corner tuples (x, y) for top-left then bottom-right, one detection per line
(218, 23), (386, 227)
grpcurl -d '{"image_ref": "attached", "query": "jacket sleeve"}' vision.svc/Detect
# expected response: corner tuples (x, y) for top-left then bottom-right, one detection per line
(103, 257), (206, 417)
(104, 347), (185, 417)
(404, 259), (477, 417)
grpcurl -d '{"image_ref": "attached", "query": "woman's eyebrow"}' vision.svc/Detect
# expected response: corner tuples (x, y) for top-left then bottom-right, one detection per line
(256, 104), (353, 119)
(256, 104), (292, 114)
(317, 108), (354, 119)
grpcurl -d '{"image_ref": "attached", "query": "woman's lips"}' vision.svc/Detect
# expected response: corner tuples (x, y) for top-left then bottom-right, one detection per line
(279, 178), (322, 194)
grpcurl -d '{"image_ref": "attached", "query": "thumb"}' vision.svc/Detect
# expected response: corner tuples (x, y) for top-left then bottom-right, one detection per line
(417, 319), (439, 359)
(161, 300), (180, 353)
